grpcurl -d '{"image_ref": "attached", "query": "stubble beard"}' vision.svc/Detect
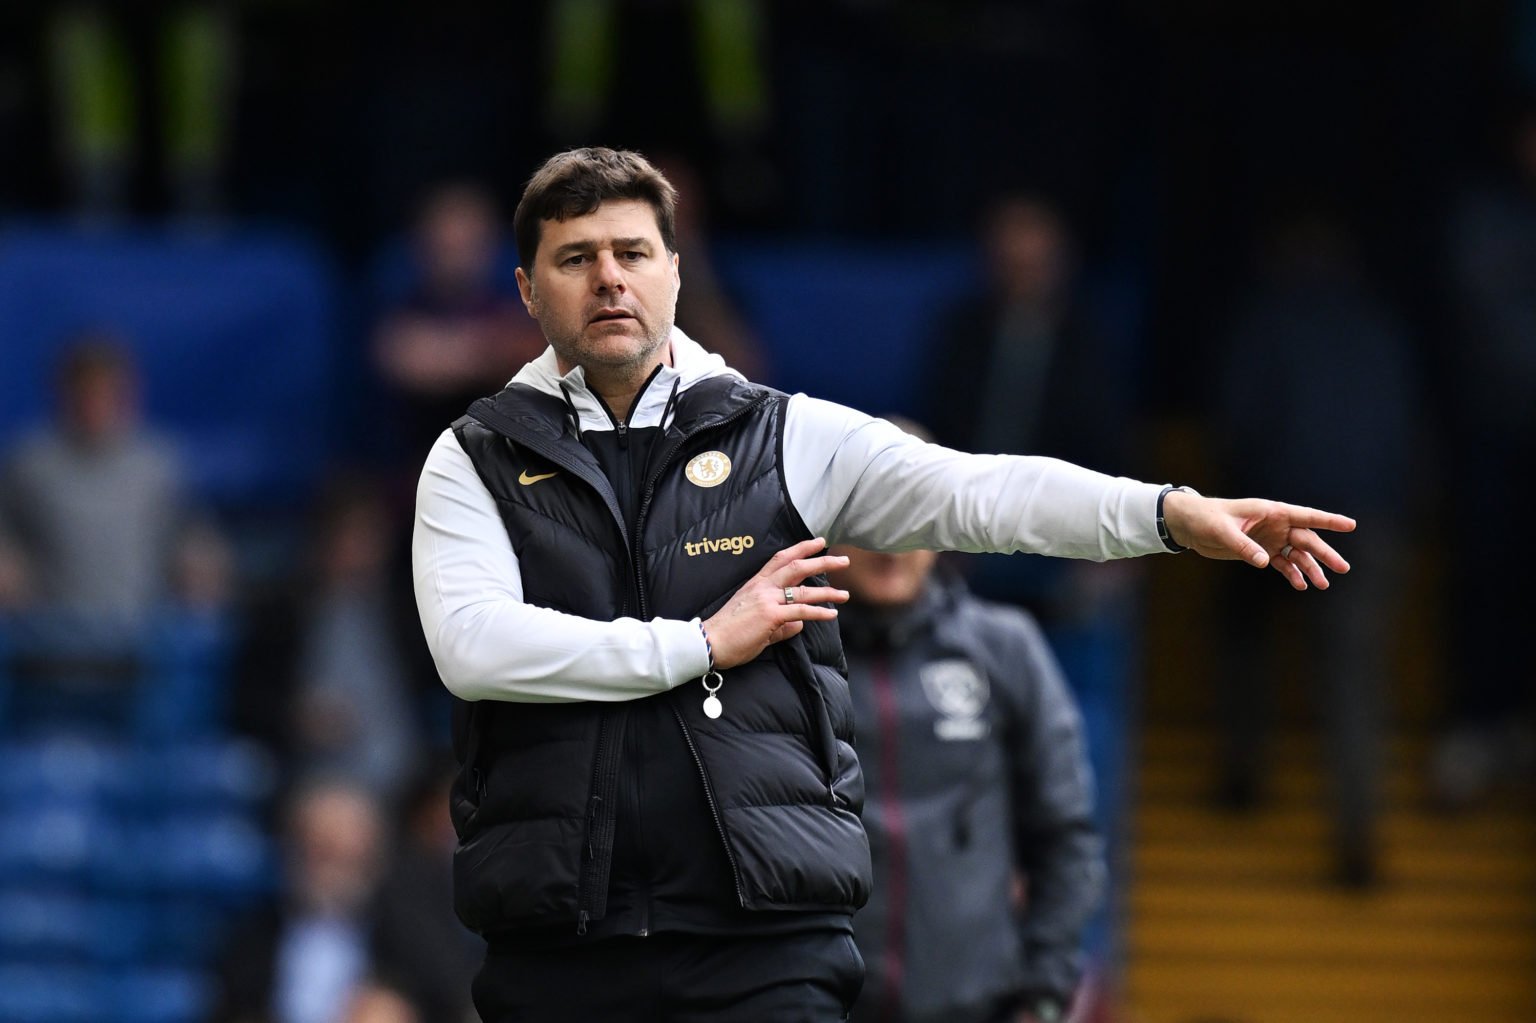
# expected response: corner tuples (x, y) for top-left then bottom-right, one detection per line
(535, 289), (676, 385)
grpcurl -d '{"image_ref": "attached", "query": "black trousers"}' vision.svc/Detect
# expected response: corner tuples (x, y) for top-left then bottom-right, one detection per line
(473, 929), (865, 1022)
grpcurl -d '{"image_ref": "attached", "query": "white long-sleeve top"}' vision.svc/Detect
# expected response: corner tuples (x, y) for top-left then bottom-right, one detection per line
(413, 330), (1170, 705)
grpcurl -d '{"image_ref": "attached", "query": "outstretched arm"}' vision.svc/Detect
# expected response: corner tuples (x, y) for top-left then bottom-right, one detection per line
(1161, 489), (1356, 590)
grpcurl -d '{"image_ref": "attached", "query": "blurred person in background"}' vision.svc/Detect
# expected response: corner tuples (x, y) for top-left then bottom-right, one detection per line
(654, 153), (768, 381)
(924, 193), (1142, 962)
(831, 425), (1102, 1023)
(373, 183), (547, 472)
(1434, 97), (1536, 808)
(361, 758), (482, 1023)
(341, 988), (419, 1023)
(542, 0), (774, 217)
(413, 147), (1356, 1022)
(928, 194), (1133, 484)
(208, 777), (386, 1023)
(1210, 205), (1418, 887)
(287, 479), (422, 804)
(230, 476), (429, 802)
(0, 335), (230, 624)
(47, 1), (235, 218)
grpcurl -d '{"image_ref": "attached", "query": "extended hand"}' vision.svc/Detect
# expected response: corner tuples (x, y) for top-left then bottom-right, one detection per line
(702, 537), (850, 669)
(1162, 491), (1356, 590)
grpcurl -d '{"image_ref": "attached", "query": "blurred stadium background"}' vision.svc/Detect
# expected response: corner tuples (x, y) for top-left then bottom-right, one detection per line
(0, 2), (1533, 1021)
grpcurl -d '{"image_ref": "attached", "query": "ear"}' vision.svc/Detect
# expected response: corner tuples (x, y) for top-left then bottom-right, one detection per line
(671, 251), (681, 287)
(515, 267), (537, 315)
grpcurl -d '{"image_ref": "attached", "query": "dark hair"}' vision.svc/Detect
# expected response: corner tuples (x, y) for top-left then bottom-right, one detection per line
(513, 147), (678, 268)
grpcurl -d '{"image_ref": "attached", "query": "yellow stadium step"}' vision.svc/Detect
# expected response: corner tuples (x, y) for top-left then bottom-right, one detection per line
(1123, 722), (1536, 1023)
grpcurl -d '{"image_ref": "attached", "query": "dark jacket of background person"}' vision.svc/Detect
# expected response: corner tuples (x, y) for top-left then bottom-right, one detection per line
(1207, 213), (1417, 885)
(844, 574), (1103, 1022)
(366, 764), (481, 1023)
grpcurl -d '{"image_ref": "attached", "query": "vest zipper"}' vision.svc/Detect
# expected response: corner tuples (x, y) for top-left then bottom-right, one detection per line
(629, 396), (771, 910)
(575, 710), (622, 933)
(467, 385), (773, 930)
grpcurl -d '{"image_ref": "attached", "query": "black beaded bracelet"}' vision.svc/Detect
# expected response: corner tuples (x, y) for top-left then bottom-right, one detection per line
(1156, 484), (1191, 553)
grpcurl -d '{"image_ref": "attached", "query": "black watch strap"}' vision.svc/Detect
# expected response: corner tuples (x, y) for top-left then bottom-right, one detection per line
(1156, 484), (1191, 553)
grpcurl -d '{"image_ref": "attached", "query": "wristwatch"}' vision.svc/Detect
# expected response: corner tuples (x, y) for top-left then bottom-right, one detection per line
(1155, 484), (1195, 553)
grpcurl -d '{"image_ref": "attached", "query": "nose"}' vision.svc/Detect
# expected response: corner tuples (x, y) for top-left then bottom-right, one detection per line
(593, 250), (626, 294)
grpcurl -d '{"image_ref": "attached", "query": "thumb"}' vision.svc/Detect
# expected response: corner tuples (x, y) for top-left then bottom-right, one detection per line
(1234, 529), (1269, 568)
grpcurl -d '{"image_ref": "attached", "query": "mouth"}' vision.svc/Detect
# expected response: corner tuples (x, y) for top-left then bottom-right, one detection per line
(589, 308), (636, 325)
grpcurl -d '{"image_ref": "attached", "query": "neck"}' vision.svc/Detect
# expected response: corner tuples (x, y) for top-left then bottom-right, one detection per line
(593, 376), (648, 421)
(560, 342), (674, 421)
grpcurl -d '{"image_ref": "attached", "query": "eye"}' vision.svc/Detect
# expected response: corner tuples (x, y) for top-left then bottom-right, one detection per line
(562, 254), (589, 267)
(620, 250), (645, 262)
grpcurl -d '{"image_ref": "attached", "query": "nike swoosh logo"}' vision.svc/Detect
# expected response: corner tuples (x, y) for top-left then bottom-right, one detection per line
(518, 470), (559, 485)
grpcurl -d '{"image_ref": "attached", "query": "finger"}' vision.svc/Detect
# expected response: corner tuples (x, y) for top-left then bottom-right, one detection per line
(1280, 505), (1357, 534)
(761, 537), (830, 575)
(782, 585), (850, 606)
(767, 620), (805, 644)
(1288, 529), (1351, 574)
(1219, 521), (1270, 568)
(1291, 548), (1330, 590)
(772, 553), (851, 587)
(1271, 549), (1308, 590)
(779, 603), (841, 621)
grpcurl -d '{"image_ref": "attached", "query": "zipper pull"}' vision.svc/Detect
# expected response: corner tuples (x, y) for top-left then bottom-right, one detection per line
(702, 670), (724, 719)
(616, 420), (628, 449)
(576, 910), (590, 936)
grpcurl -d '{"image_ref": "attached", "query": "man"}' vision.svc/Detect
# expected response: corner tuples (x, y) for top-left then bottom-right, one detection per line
(830, 466), (1100, 1023)
(411, 147), (1354, 1022)
(0, 337), (228, 621)
(208, 778), (386, 1023)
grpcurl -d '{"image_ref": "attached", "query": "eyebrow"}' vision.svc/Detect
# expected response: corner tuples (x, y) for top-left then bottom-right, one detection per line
(548, 236), (655, 261)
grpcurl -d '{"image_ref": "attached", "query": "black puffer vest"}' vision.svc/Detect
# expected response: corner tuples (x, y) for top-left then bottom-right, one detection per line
(448, 374), (870, 937)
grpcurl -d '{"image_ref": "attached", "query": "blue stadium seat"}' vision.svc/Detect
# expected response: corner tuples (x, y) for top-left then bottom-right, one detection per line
(0, 223), (340, 508)
(111, 966), (212, 1023)
(715, 240), (976, 416)
(0, 965), (101, 1022)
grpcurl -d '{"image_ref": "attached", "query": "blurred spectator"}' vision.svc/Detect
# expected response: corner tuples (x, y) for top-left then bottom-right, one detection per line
(1210, 207), (1417, 887)
(655, 153), (768, 380)
(0, 335), (231, 623)
(372, 183), (545, 470)
(928, 194), (1132, 476)
(923, 195), (1141, 962)
(342, 987), (419, 1023)
(208, 777), (386, 1023)
(288, 479), (422, 803)
(233, 476), (424, 803)
(543, 1), (774, 215)
(826, 416), (1103, 1023)
(47, 1), (235, 218)
(925, 193), (1142, 632)
(1433, 99), (1536, 807)
(830, 534), (1102, 1023)
(363, 759), (481, 1023)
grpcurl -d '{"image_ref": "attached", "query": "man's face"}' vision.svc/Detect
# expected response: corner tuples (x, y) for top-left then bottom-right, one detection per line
(64, 366), (138, 444)
(515, 199), (680, 378)
(828, 545), (938, 608)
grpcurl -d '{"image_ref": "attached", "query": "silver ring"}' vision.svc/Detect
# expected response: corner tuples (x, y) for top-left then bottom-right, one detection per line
(1279, 544), (1294, 560)
(783, 586), (796, 604)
